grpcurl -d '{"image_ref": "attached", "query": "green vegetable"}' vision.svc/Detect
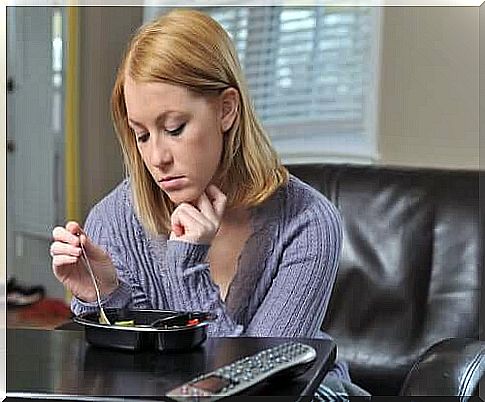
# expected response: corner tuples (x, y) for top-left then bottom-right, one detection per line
(114, 319), (135, 327)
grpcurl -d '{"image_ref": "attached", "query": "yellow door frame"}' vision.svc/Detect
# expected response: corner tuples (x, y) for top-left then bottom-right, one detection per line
(64, 6), (80, 303)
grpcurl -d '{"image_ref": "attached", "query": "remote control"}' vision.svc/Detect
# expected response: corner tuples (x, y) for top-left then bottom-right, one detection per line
(166, 341), (317, 401)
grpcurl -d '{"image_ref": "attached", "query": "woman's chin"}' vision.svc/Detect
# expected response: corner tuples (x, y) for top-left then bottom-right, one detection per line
(165, 189), (202, 206)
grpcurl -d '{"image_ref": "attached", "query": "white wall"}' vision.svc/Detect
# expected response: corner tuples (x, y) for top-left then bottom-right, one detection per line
(378, 7), (479, 170)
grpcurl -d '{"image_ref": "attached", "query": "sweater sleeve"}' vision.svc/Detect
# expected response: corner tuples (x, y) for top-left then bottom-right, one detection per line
(70, 203), (134, 316)
(160, 197), (342, 339)
(243, 200), (343, 337)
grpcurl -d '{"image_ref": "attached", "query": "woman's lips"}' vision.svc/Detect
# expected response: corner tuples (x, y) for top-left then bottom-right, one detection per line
(159, 176), (187, 191)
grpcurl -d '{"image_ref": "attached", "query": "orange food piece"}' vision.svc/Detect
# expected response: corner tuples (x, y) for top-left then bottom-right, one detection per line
(186, 318), (200, 326)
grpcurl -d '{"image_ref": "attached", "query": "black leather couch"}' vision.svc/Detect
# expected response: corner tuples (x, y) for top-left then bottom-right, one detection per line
(287, 163), (484, 397)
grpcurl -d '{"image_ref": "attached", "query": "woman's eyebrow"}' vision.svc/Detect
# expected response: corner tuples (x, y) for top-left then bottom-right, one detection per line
(128, 118), (143, 127)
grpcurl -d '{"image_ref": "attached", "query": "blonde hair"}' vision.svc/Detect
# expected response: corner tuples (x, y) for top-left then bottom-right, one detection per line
(111, 9), (288, 235)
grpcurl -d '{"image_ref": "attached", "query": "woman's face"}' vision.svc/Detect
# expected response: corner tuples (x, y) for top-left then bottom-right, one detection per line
(124, 76), (230, 205)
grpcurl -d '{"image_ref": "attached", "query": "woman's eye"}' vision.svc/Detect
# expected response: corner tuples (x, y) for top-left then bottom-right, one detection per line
(136, 132), (150, 143)
(165, 123), (186, 136)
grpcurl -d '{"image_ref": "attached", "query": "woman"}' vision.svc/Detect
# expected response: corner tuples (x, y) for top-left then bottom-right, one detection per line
(50, 8), (370, 400)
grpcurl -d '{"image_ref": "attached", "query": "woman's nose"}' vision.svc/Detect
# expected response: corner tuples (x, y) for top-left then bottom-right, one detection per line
(148, 136), (173, 167)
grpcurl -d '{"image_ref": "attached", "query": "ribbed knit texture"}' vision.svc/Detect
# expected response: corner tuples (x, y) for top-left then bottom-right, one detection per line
(71, 175), (350, 381)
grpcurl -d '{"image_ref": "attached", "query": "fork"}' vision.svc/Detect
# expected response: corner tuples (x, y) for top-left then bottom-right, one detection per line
(78, 236), (111, 325)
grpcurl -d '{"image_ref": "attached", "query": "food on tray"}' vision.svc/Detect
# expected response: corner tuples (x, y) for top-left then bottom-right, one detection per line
(186, 318), (200, 326)
(114, 319), (136, 327)
(91, 312), (211, 329)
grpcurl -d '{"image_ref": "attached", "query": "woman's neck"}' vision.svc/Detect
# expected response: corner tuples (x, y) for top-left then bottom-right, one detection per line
(221, 206), (250, 228)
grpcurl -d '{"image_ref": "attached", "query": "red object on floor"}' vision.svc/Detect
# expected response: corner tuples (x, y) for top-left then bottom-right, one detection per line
(18, 298), (72, 323)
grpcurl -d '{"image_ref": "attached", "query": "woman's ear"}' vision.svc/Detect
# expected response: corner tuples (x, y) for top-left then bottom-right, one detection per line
(219, 88), (239, 133)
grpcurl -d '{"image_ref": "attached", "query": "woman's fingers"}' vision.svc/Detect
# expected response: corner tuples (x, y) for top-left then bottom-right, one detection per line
(51, 224), (83, 278)
(196, 192), (218, 224)
(170, 185), (227, 244)
(66, 221), (93, 249)
(52, 224), (81, 246)
(52, 223), (93, 260)
(50, 241), (82, 257)
(66, 221), (84, 238)
(205, 184), (227, 220)
(171, 203), (219, 244)
(172, 223), (185, 237)
(50, 221), (118, 301)
(52, 254), (79, 268)
(171, 206), (203, 234)
(53, 221), (101, 260)
(182, 203), (214, 227)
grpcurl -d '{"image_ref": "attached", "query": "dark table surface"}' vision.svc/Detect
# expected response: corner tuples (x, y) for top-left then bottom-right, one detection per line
(7, 328), (336, 401)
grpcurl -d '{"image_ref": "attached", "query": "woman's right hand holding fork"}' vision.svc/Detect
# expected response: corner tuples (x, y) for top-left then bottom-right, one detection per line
(50, 221), (119, 303)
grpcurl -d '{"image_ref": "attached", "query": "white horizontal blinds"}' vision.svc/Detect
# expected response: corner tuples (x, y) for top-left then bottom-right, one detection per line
(255, 7), (372, 136)
(204, 8), (249, 67)
(205, 6), (377, 159)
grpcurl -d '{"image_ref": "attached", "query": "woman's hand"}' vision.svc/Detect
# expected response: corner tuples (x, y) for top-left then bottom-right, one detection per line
(50, 221), (119, 302)
(169, 184), (227, 244)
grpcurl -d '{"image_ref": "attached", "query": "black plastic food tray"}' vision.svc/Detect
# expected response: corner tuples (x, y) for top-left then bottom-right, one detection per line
(73, 309), (214, 352)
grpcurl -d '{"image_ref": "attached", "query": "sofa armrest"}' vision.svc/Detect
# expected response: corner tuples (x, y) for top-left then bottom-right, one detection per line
(399, 338), (485, 397)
